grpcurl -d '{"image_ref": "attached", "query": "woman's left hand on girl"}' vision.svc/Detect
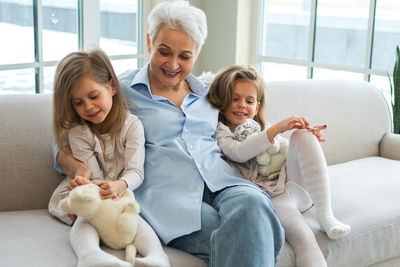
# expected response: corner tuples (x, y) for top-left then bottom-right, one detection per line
(94, 180), (128, 200)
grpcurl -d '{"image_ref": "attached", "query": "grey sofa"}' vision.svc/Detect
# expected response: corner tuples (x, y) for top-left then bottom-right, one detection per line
(1, 79), (400, 267)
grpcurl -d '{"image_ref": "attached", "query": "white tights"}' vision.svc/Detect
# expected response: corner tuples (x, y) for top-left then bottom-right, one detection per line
(272, 129), (350, 267)
(70, 216), (170, 267)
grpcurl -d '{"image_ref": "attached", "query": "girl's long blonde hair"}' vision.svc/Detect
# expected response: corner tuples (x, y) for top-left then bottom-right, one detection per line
(53, 48), (128, 149)
(207, 65), (267, 130)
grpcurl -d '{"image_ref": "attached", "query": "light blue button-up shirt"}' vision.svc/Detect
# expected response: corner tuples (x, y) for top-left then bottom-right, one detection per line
(118, 63), (262, 244)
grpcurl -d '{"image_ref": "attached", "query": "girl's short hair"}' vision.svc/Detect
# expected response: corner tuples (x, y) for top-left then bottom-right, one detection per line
(207, 65), (267, 130)
(53, 48), (128, 149)
(148, 1), (207, 51)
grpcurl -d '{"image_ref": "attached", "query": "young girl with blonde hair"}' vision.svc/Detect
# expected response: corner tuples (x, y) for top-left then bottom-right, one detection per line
(49, 49), (170, 267)
(208, 65), (351, 267)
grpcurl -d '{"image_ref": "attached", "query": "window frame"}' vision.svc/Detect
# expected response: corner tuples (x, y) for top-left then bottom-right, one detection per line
(0, 0), (143, 94)
(257, 0), (391, 81)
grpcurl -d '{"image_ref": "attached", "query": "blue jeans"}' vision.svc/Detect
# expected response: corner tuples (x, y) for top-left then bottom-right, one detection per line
(168, 185), (285, 267)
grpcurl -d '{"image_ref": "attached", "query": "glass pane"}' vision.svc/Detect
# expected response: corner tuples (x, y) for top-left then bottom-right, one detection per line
(371, 0), (400, 72)
(100, 0), (138, 56)
(111, 58), (138, 76)
(261, 0), (311, 61)
(43, 66), (57, 94)
(0, 68), (35, 94)
(312, 68), (364, 80)
(0, 0), (34, 64)
(369, 74), (392, 114)
(260, 61), (307, 82)
(42, 0), (79, 62)
(314, 0), (370, 68)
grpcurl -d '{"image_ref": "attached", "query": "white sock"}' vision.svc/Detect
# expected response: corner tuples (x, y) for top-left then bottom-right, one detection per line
(134, 216), (171, 267)
(71, 217), (132, 267)
(287, 130), (351, 240)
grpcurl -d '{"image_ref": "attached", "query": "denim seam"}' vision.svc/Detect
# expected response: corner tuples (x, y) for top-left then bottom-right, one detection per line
(210, 229), (217, 267)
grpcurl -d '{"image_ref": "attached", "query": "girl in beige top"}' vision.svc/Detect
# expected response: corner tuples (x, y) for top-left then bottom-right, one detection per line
(208, 65), (351, 267)
(49, 49), (169, 267)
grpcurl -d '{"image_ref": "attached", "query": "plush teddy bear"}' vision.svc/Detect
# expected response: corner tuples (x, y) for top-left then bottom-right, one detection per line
(60, 183), (140, 264)
(233, 118), (289, 180)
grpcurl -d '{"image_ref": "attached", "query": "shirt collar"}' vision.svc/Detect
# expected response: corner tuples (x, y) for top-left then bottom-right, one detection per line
(131, 62), (152, 96)
(130, 62), (208, 97)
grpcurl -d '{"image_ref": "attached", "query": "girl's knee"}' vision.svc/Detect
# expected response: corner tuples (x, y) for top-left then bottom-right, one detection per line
(290, 129), (313, 142)
(289, 129), (318, 149)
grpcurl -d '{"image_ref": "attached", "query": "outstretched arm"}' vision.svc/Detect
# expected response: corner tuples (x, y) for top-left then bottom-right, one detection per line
(268, 115), (326, 142)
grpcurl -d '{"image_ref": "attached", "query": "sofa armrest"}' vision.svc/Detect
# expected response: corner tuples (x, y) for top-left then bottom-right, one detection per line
(380, 133), (400, 160)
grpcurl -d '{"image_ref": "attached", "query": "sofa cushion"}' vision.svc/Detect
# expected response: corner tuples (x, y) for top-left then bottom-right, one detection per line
(0, 209), (206, 267)
(278, 156), (400, 267)
(0, 210), (75, 267)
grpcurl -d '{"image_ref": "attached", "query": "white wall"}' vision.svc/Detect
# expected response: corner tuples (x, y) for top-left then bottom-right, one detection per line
(143, 0), (259, 75)
(191, 0), (259, 75)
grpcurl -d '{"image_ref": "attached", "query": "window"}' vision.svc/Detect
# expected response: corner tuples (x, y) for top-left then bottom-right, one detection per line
(259, 0), (400, 107)
(0, 0), (142, 94)
(99, 0), (142, 76)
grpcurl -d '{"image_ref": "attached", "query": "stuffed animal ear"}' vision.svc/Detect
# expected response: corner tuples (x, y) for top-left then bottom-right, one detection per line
(59, 198), (71, 214)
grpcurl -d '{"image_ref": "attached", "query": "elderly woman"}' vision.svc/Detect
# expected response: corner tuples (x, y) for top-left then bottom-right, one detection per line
(56, 1), (284, 266)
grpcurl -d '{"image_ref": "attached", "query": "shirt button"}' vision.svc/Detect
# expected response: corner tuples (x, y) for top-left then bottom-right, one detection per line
(198, 166), (202, 170)
(197, 187), (201, 191)
(104, 135), (111, 141)
(189, 145), (193, 150)
(108, 171), (114, 178)
(108, 154), (114, 160)
(184, 128), (188, 133)
(194, 200), (199, 204)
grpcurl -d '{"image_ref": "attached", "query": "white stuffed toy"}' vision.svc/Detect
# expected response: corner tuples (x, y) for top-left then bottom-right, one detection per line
(60, 183), (140, 264)
(233, 118), (289, 180)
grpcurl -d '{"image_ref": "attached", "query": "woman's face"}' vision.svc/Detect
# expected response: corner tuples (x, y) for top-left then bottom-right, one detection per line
(147, 25), (198, 90)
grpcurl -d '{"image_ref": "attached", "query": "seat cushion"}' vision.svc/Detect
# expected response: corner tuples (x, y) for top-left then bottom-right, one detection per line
(0, 209), (205, 267)
(278, 156), (400, 267)
(2, 157), (399, 267)
(0, 210), (75, 267)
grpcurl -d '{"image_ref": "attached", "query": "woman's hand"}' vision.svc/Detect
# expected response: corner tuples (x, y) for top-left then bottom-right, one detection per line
(94, 180), (128, 200)
(67, 175), (91, 190)
(58, 146), (91, 180)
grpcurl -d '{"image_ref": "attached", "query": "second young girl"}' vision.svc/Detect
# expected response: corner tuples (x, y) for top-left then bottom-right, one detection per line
(207, 65), (351, 267)
(49, 49), (170, 267)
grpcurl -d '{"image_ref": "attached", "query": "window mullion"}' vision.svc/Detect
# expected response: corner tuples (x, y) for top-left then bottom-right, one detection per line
(307, 0), (317, 79)
(137, 0), (144, 67)
(364, 0), (377, 81)
(33, 0), (44, 93)
(81, 0), (100, 49)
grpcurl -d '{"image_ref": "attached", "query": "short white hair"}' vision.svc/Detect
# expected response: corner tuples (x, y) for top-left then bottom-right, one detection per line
(147, 1), (208, 51)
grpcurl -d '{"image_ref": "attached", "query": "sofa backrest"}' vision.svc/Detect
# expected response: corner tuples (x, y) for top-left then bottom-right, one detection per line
(0, 80), (392, 211)
(265, 79), (392, 165)
(0, 94), (64, 211)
